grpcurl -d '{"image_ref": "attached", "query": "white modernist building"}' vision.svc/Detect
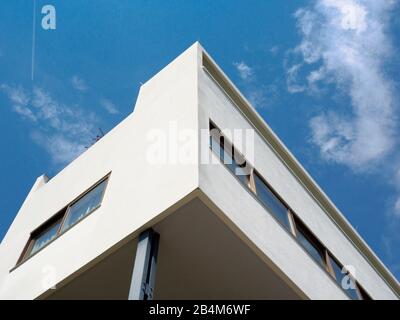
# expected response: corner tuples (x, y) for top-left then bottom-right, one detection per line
(0, 43), (399, 300)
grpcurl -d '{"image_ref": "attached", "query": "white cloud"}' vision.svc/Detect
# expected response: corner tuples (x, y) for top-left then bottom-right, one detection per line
(393, 168), (400, 218)
(247, 89), (267, 108)
(100, 98), (119, 115)
(247, 84), (279, 109)
(12, 105), (37, 122)
(32, 87), (62, 129)
(232, 61), (271, 108)
(31, 132), (87, 164)
(288, 0), (400, 275)
(288, 0), (398, 171)
(286, 64), (306, 94)
(395, 198), (400, 217)
(270, 46), (280, 55)
(0, 84), (29, 106)
(234, 61), (254, 81)
(71, 75), (88, 92)
(324, 0), (368, 33)
(1, 84), (98, 165)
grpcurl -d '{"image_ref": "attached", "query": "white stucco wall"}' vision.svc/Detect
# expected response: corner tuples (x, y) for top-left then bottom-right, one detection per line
(0, 42), (397, 300)
(197, 50), (398, 299)
(0, 44), (200, 300)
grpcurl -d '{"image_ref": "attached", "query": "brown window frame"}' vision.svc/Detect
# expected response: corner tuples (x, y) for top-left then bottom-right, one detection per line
(292, 215), (326, 267)
(357, 284), (372, 300)
(13, 173), (111, 270)
(59, 177), (108, 234)
(16, 210), (66, 265)
(287, 210), (297, 237)
(209, 121), (252, 189)
(248, 167), (257, 193)
(326, 252), (370, 300)
(208, 119), (372, 300)
(252, 170), (292, 231)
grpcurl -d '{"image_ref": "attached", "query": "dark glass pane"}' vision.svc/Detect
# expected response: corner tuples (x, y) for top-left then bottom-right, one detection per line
(254, 173), (290, 230)
(210, 133), (250, 186)
(358, 286), (371, 300)
(61, 180), (107, 232)
(222, 146), (248, 182)
(296, 225), (325, 266)
(330, 256), (360, 300)
(232, 150), (250, 186)
(30, 221), (61, 256)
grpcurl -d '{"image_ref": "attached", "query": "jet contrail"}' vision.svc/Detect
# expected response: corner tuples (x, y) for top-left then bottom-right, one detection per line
(31, 0), (36, 81)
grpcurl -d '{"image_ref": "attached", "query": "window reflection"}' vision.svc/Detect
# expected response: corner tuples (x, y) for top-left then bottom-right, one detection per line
(254, 173), (291, 230)
(210, 129), (250, 186)
(329, 256), (360, 300)
(295, 222), (325, 266)
(18, 175), (110, 265)
(29, 220), (61, 256)
(208, 120), (370, 300)
(61, 180), (107, 232)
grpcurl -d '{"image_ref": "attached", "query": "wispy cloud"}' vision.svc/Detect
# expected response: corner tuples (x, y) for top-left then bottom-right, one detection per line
(1, 84), (98, 164)
(234, 61), (254, 81)
(31, 132), (87, 164)
(12, 105), (37, 122)
(233, 61), (272, 108)
(269, 46), (280, 56)
(286, 64), (307, 94)
(288, 0), (398, 171)
(100, 98), (119, 115)
(0, 84), (30, 106)
(287, 0), (400, 277)
(395, 199), (400, 217)
(394, 167), (400, 218)
(71, 75), (88, 92)
(1, 84), (37, 121)
(247, 89), (267, 108)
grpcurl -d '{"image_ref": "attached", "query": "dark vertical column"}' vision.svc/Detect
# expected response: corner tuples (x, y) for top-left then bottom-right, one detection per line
(128, 228), (160, 300)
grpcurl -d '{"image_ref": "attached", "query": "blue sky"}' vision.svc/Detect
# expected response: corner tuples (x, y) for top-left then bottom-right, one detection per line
(0, 1), (399, 281)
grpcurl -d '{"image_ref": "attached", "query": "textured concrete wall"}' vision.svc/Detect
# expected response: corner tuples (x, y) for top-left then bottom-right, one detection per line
(197, 50), (397, 299)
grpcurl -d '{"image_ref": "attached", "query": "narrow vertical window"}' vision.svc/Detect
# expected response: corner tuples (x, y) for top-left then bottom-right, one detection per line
(209, 122), (250, 186)
(328, 254), (362, 300)
(210, 123), (224, 163)
(293, 217), (325, 267)
(253, 172), (291, 230)
(207, 120), (372, 300)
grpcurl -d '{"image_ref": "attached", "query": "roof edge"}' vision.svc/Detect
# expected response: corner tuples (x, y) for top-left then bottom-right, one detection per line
(198, 43), (400, 297)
